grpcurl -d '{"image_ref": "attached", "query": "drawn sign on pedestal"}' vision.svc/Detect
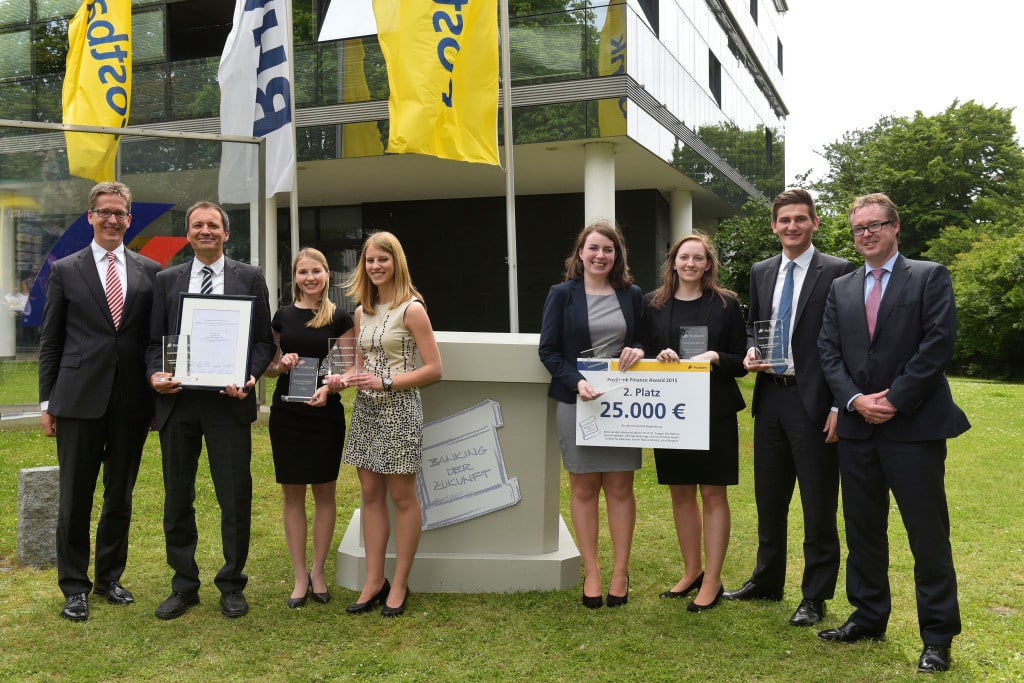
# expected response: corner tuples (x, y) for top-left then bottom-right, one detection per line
(418, 400), (521, 530)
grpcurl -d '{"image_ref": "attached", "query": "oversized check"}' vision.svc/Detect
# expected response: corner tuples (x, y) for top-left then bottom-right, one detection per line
(575, 359), (710, 449)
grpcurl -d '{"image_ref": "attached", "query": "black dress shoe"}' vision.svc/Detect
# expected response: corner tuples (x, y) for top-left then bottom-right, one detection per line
(817, 619), (885, 643)
(606, 576), (629, 608)
(381, 588), (409, 617)
(94, 581), (135, 605)
(917, 644), (951, 673)
(155, 591), (200, 620)
(61, 593), (89, 622)
(220, 590), (249, 618)
(288, 576), (310, 609)
(310, 572), (331, 604)
(686, 584), (724, 613)
(789, 599), (825, 626)
(660, 571), (704, 599)
(581, 593), (603, 609)
(722, 580), (783, 602)
(347, 578), (390, 614)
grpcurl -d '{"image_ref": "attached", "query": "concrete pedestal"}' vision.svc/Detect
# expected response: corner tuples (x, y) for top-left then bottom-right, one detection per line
(336, 331), (580, 593)
(17, 466), (59, 567)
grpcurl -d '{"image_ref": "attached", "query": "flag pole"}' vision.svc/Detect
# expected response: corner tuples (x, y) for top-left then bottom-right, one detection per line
(286, 0), (300, 306)
(498, 0), (519, 333)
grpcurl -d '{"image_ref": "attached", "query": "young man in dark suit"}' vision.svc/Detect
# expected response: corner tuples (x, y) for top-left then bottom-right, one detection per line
(39, 182), (161, 621)
(724, 188), (854, 628)
(817, 193), (970, 673)
(146, 201), (275, 620)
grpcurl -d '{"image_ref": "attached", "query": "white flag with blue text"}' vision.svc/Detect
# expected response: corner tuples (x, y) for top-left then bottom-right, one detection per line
(218, 0), (295, 204)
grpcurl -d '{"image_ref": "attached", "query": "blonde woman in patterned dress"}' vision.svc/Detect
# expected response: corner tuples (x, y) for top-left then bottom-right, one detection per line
(327, 232), (441, 617)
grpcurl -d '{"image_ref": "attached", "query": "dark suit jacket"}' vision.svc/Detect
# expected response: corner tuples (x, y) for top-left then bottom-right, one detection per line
(145, 258), (275, 430)
(538, 279), (644, 403)
(640, 289), (747, 418)
(818, 255), (970, 441)
(39, 246), (161, 419)
(748, 249), (855, 424)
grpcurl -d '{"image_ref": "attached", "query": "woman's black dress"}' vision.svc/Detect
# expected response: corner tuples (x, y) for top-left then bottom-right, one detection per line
(269, 305), (354, 484)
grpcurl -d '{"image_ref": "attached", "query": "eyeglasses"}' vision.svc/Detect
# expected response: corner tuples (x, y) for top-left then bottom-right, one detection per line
(851, 220), (892, 237)
(93, 209), (130, 221)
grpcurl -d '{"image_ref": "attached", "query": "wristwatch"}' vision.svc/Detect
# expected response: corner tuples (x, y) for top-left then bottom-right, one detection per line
(381, 377), (393, 391)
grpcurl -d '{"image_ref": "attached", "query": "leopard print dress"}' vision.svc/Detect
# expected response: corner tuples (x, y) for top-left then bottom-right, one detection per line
(342, 299), (423, 475)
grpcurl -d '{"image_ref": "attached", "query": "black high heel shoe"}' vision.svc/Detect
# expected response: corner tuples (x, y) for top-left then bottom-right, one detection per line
(287, 575), (311, 609)
(686, 584), (724, 613)
(381, 588), (409, 617)
(660, 571), (704, 599)
(581, 593), (603, 609)
(309, 572), (331, 604)
(606, 575), (629, 608)
(346, 578), (390, 614)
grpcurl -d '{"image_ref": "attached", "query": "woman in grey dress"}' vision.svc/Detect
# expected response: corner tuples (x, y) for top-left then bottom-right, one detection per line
(327, 232), (442, 617)
(538, 219), (645, 608)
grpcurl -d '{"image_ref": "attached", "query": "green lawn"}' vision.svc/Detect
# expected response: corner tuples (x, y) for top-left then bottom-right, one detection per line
(1, 369), (1021, 681)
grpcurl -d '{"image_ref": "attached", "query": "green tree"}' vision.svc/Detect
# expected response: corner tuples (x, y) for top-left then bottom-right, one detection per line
(813, 100), (1024, 258)
(950, 230), (1024, 378)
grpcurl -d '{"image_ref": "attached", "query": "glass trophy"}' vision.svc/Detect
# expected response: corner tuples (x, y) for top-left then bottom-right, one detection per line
(678, 325), (709, 359)
(162, 334), (197, 383)
(579, 340), (619, 359)
(326, 337), (358, 375)
(753, 319), (790, 366)
(281, 357), (320, 402)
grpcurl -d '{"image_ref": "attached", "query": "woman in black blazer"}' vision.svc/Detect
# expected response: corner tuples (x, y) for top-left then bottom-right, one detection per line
(640, 233), (746, 612)
(539, 219), (644, 609)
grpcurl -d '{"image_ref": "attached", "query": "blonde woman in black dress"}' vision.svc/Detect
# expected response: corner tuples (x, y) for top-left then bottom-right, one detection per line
(640, 234), (747, 612)
(327, 232), (441, 617)
(265, 248), (354, 608)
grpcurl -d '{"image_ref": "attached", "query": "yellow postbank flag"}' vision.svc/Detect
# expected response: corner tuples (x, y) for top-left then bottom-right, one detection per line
(63, 0), (132, 182)
(342, 38), (385, 158)
(372, 0), (498, 165)
(597, 0), (626, 137)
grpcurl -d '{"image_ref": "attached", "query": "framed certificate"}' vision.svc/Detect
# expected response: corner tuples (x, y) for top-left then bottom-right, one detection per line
(175, 293), (255, 389)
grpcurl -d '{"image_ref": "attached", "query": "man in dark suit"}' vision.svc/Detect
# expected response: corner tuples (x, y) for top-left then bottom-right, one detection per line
(817, 193), (969, 673)
(38, 182), (161, 621)
(145, 201), (274, 620)
(724, 189), (854, 627)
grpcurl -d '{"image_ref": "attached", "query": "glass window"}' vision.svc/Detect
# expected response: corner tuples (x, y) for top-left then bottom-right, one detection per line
(133, 8), (165, 63)
(131, 63), (167, 123)
(36, 0), (79, 20)
(708, 49), (721, 107)
(33, 18), (69, 75)
(0, 29), (31, 79)
(0, 0), (30, 26)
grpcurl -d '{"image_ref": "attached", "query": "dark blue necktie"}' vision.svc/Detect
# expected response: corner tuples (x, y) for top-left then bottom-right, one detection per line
(773, 261), (795, 374)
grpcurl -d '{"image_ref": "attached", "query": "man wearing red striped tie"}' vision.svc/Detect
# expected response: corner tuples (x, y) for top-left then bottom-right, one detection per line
(39, 182), (161, 622)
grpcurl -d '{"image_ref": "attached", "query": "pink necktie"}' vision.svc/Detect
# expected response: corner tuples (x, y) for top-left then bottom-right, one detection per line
(865, 268), (884, 339)
(105, 252), (123, 329)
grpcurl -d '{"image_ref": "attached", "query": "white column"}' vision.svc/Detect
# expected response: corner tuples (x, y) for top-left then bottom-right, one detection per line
(670, 190), (694, 242)
(584, 142), (616, 225)
(0, 207), (16, 359)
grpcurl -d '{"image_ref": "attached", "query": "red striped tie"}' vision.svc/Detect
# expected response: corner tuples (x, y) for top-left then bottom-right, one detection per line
(106, 252), (123, 329)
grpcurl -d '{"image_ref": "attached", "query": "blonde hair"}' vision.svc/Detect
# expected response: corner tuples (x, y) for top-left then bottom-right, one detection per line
(292, 247), (336, 328)
(648, 233), (735, 310)
(345, 231), (423, 315)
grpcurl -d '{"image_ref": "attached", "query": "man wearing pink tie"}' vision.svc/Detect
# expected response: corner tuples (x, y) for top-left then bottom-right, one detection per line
(38, 182), (161, 622)
(817, 193), (970, 673)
